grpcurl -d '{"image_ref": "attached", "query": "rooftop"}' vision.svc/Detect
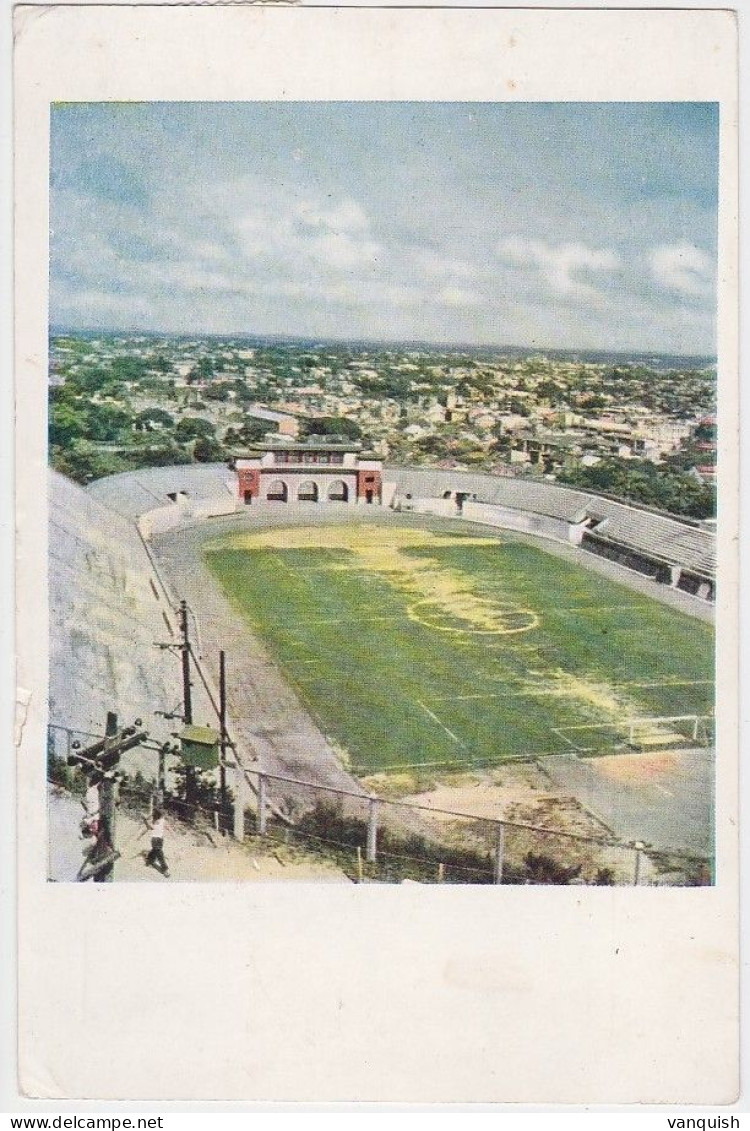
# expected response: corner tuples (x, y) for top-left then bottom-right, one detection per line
(240, 435), (363, 452)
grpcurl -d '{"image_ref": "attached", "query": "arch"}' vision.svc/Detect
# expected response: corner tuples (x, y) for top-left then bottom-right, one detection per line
(266, 479), (288, 502)
(327, 479), (349, 502)
(297, 480), (319, 502)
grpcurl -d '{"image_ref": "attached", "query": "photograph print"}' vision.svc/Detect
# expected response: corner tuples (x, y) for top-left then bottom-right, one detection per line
(47, 101), (718, 887)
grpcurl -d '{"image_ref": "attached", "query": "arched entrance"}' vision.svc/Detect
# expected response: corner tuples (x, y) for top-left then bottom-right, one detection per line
(297, 480), (319, 502)
(327, 480), (348, 502)
(266, 480), (288, 502)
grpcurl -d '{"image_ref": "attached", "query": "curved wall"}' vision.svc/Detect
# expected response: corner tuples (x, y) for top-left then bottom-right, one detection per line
(86, 462), (715, 582)
(48, 469), (181, 750)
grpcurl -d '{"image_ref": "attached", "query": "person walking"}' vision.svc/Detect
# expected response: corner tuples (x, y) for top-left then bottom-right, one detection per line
(145, 808), (170, 877)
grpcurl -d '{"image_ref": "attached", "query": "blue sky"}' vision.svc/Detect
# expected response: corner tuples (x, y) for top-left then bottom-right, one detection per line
(50, 102), (719, 353)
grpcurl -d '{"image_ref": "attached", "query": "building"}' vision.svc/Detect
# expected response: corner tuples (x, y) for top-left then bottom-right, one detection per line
(234, 438), (383, 505)
(243, 405), (300, 438)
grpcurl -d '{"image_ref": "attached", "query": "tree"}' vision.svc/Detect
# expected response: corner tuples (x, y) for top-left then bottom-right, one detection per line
(134, 408), (175, 432)
(49, 402), (88, 448)
(509, 397), (531, 417)
(152, 354), (172, 375)
(193, 436), (225, 463)
(111, 356), (150, 384)
(557, 456), (716, 519)
(175, 416), (216, 443)
(225, 418), (271, 448)
(51, 440), (129, 485)
(86, 403), (132, 443)
(203, 382), (233, 402)
(300, 415), (363, 441)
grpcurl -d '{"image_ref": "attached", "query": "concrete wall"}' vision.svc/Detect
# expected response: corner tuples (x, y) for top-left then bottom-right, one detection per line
(462, 501), (571, 542)
(407, 497), (460, 518)
(48, 470), (181, 755)
(139, 495), (240, 538)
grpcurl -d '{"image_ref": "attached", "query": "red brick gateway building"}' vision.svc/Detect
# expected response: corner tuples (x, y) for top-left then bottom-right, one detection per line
(233, 438), (383, 505)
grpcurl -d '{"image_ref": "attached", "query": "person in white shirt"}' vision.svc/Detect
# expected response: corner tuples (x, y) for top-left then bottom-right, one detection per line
(145, 808), (170, 877)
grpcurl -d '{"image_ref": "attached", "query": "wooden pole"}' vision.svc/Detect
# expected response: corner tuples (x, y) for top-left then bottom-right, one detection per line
(232, 766), (245, 842)
(179, 600), (196, 807)
(366, 798), (378, 863)
(97, 712), (119, 884)
(258, 773), (268, 836)
(219, 650), (228, 832)
(633, 842), (644, 886)
(494, 823), (505, 885)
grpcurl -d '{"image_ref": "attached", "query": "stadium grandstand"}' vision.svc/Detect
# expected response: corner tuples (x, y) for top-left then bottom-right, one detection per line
(84, 462), (716, 602)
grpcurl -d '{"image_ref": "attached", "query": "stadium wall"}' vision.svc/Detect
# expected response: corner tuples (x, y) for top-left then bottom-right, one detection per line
(81, 461), (716, 596)
(48, 469), (181, 751)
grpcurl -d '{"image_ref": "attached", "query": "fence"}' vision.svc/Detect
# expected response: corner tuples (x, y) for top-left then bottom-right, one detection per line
(551, 713), (715, 754)
(237, 766), (714, 886)
(48, 721), (713, 886)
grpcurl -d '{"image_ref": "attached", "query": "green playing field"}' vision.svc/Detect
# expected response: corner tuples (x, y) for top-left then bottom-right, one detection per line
(204, 524), (715, 774)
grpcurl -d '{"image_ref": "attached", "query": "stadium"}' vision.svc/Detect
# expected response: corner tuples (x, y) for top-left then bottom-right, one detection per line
(48, 456), (716, 886)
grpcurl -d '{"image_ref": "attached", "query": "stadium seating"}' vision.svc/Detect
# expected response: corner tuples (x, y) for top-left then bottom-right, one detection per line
(83, 461), (716, 590)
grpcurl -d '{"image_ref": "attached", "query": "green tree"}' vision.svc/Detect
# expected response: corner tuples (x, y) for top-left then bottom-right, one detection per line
(300, 416), (363, 441)
(193, 436), (225, 463)
(203, 383), (233, 402)
(49, 402), (88, 448)
(86, 403), (132, 442)
(225, 418), (272, 448)
(134, 408), (175, 432)
(175, 416), (216, 442)
(51, 440), (129, 484)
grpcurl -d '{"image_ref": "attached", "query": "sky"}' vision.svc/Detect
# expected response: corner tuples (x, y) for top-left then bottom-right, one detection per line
(50, 102), (719, 354)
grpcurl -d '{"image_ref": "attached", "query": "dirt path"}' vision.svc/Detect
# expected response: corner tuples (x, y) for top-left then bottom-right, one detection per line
(48, 787), (348, 883)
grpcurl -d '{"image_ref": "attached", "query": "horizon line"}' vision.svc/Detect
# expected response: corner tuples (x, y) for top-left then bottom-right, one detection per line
(49, 326), (717, 362)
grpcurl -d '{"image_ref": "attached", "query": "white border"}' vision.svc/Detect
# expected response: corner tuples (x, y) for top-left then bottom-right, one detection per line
(9, 1), (742, 1109)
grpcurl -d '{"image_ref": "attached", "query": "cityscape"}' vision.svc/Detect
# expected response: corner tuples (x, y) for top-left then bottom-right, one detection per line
(49, 332), (717, 520)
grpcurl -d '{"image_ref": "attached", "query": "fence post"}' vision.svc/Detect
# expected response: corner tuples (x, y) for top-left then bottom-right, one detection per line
(258, 773), (268, 837)
(232, 767), (245, 842)
(693, 716), (699, 742)
(632, 841), (644, 886)
(366, 798), (379, 863)
(494, 823), (506, 885)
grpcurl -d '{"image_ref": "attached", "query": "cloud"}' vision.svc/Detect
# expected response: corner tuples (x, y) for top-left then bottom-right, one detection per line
(295, 197), (370, 233)
(234, 187), (382, 273)
(408, 248), (478, 281)
(496, 236), (621, 300)
(436, 286), (484, 308)
(49, 103), (718, 351)
(649, 242), (713, 297)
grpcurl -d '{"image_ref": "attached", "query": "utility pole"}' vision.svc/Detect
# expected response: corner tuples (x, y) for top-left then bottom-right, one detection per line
(68, 713), (149, 882)
(179, 600), (193, 725)
(97, 711), (119, 882)
(218, 650), (228, 833)
(179, 599), (196, 807)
